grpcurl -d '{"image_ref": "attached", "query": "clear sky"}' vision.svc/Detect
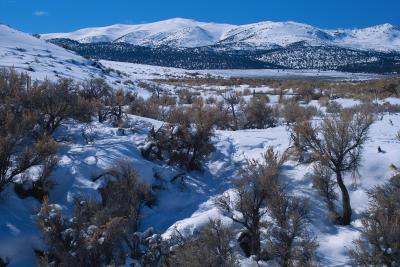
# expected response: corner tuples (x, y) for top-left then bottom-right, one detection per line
(1, 0), (399, 33)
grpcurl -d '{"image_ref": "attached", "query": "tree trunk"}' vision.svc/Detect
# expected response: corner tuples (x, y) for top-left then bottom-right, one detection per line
(249, 218), (261, 258)
(335, 171), (352, 225)
(98, 111), (103, 123)
(188, 148), (197, 170)
(250, 230), (261, 258)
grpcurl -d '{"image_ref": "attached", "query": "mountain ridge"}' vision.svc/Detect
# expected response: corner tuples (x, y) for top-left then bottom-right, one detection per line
(41, 18), (400, 52)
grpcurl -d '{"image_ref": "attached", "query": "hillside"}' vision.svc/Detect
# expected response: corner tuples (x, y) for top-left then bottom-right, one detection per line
(0, 24), (121, 82)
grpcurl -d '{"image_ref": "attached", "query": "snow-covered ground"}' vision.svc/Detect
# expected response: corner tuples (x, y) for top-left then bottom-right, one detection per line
(197, 68), (387, 80)
(100, 60), (212, 80)
(1, 110), (399, 266)
(100, 59), (387, 81)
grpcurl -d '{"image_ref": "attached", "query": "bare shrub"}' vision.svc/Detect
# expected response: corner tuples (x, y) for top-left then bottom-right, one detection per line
(0, 69), (61, 197)
(298, 110), (374, 225)
(281, 100), (318, 125)
(177, 89), (200, 104)
(130, 228), (170, 266)
(143, 103), (215, 170)
(243, 95), (276, 129)
(129, 95), (161, 120)
(29, 79), (80, 134)
(221, 90), (242, 130)
(318, 96), (330, 107)
(325, 101), (342, 114)
(210, 101), (232, 130)
(169, 220), (237, 267)
(289, 119), (310, 163)
(216, 148), (287, 259)
(348, 174), (400, 266)
(297, 87), (320, 103)
(80, 78), (112, 123)
(37, 161), (153, 266)
(13, 136), (58, 201)
(267, 191), (318, 267)
(312, 164), (338, 220)
(0, 109), (57, 195)
(216, 147), (318, 264)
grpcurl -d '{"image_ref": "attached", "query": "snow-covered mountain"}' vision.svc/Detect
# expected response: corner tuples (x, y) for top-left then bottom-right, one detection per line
(42, 18), (234, 48)
(41, 18), (400, 52)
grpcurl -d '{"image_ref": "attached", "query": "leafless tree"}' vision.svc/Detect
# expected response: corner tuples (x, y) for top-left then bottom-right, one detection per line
(298, 111), (374, 225)
(221, 90), (242, 130)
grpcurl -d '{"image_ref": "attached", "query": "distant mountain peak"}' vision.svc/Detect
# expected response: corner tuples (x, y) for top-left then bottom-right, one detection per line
(40, 18), (400, 52)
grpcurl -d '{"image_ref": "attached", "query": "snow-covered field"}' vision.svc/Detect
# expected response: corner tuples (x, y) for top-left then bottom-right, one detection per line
(100, 60), (212, 80)
(100, 60), (388, 81)
(197, 68), (388, 80)
(1, 111), (399, 266)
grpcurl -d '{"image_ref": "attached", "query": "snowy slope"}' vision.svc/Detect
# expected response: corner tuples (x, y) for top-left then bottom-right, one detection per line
(43, 18), (234, 48)
(329, 23), (400, 51)
(0, 24), (121, 82)
(42, 18), (400, 52)
(218, 21), (334, 48)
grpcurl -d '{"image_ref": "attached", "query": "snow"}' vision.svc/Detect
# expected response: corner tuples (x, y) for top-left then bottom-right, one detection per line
(99, 59), (210, 80)
(1, 97), (400, 267)
(41, 18), (400, 52)
(329, 23), (400, 52)
(0, 24), (124, 84)
(198, 68), (386, 80)
(42, 18), (235, 48)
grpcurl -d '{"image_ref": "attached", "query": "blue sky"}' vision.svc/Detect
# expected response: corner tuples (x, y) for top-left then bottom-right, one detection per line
(1, 0), (399, 33)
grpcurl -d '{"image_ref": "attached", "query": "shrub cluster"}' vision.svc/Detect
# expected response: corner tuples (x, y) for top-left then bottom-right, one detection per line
(349, 174), (400, 266)
(216, 148), (318, 265)
(37, 162), (154, 266)
(142, 102), (215, 170)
